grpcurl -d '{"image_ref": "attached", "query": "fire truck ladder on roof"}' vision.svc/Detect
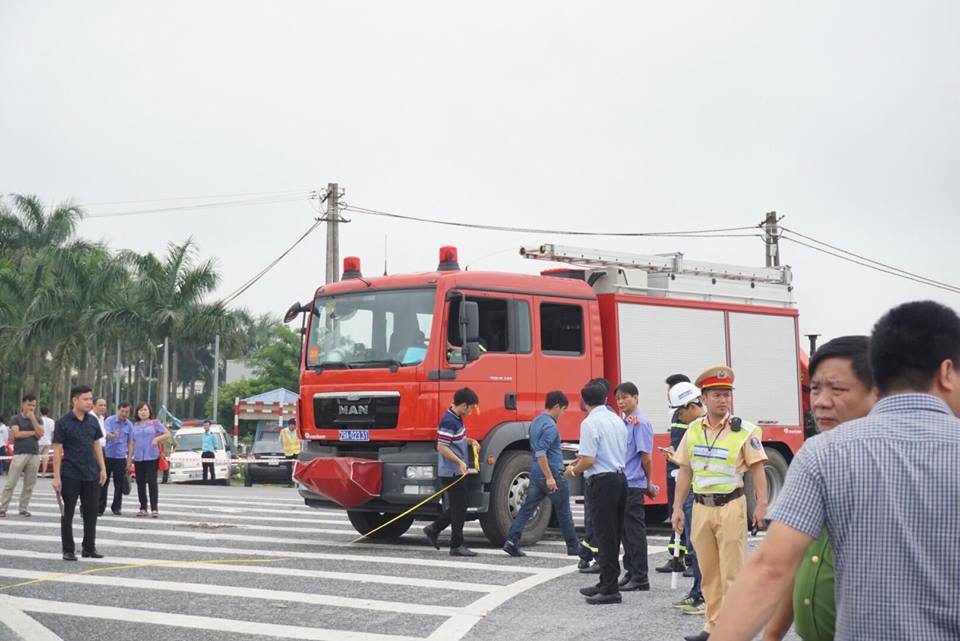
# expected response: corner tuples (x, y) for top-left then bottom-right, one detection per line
(519, 244), (792, 286)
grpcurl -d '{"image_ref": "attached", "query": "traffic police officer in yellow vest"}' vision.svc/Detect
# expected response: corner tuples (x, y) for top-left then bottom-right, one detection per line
(672, 366), (768, 641)
(280, 419), (301, 487)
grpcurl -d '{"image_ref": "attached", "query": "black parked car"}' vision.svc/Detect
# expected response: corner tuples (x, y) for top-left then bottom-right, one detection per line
(244, 440), (291, 486)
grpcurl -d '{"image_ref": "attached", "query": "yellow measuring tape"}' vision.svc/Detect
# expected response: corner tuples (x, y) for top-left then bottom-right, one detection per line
(351, 444), (480, 543)
(0, 557), (284, 592)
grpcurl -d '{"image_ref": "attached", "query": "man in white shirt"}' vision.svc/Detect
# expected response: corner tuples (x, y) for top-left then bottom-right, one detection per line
(39, 407), (55, 477)
(0, 417), (9, 476)
(91, 398), (108, 447)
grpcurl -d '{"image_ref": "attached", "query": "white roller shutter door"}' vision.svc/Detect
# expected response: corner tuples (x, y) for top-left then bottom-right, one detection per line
(728, 312), (801, 426)
(617, 303), (727, 433)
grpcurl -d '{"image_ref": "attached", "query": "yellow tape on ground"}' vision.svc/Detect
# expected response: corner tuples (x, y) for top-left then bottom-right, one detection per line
(352, 445), (480, 544)
(0, 558), (284, 592)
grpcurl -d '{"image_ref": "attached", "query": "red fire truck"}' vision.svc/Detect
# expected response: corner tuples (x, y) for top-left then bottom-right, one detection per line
(287, 244), (808, 545)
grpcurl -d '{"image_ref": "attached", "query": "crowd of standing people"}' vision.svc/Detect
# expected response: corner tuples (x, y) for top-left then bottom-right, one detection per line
(0, 387), (174, 560)
(422, 299), (960, 641)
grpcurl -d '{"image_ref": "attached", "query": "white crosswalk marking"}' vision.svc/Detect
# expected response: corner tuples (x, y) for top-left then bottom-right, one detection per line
(0, 485), (669, 641)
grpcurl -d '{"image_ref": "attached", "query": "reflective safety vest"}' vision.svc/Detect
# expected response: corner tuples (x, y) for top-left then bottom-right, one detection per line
(686, 417), (757, 495)
(280, 428), (301, 457)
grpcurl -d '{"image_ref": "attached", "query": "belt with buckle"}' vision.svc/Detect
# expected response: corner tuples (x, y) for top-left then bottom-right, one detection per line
(694, 487), (743, 507)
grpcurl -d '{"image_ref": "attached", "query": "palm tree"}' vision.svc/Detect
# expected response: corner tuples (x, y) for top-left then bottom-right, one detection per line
(102, 239), (239, 415)
(0, 194), (88, 401)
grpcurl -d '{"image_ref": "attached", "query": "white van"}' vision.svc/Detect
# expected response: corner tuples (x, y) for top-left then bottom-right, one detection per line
(168, 425), (232, 484)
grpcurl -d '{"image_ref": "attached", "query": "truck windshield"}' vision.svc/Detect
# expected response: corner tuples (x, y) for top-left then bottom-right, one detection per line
(306, 288), (436, 369)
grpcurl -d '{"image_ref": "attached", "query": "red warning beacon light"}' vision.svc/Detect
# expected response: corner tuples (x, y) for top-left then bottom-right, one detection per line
(342, 256), (363, 280)
(437, 246), (460, 272)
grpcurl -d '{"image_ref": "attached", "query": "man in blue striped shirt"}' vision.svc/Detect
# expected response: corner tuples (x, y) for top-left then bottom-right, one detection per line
(423, 387), (480, 557)
(503, 391), (579, 557)
(711, 301), (960, 641)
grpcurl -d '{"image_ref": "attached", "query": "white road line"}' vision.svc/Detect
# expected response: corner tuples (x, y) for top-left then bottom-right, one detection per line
(426, 564), (579, 641)
(1, 595), (422, 641)
(26, 498), (348, 525)
(0, 549), (499, 593)
(0, 519), (574, 561)
(0, 531), (550, 574)
(0, 595), (64, 641)
(426, 544), (668, 641)
(0, 568), (477, 618)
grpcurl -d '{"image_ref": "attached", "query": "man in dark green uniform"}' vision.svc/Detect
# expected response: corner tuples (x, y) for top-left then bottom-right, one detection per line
(762, 336), (876, 641)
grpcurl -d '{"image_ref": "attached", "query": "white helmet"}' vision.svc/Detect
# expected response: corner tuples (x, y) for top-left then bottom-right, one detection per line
(668, 382), (701, 409)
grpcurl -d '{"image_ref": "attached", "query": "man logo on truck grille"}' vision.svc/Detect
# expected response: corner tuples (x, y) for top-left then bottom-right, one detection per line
(339, 404), (370, 416)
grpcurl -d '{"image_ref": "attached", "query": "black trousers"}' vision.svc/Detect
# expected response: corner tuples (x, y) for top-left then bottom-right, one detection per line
(586, 472), (627, 595)
(430, 476), (468, 549)
(202, 451), (216, 482)
(286, 454), (297, 484)
(99, 458), (127, 514)
(134, 459), (159, 511)
(621, 487), (649, 581)
(61, 477), (99, 554)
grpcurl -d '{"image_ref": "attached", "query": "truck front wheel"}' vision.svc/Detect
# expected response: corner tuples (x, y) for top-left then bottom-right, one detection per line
(347, 511), (415, 540)
(479, 450), (552, 546)
(745, 447), (790, 525)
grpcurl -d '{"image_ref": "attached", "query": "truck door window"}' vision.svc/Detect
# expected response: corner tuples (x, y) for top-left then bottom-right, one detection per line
(515, 300), (532, 353)
(447, 296), (510, 361)
(540, 302), (584, 355)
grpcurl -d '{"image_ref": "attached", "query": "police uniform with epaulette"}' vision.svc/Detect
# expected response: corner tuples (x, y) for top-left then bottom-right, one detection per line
(673, 366), (768, 641)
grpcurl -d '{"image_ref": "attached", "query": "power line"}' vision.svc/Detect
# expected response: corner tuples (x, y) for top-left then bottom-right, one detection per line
(780, 226), (959, 292)
(340, 203), (763, 238)
(779, 235), (960, 295)
(220, 220), (323, 306)
(85, 192), (314, 219)
(80, 188), (314, 207)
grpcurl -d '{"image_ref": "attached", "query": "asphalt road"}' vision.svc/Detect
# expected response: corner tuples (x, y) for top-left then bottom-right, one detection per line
(0, 481), (799, 641)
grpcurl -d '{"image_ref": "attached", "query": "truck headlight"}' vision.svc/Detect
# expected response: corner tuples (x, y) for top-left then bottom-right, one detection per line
(404, 466), (434, 480)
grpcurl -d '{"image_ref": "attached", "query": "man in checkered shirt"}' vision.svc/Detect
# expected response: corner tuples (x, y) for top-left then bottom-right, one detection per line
(710, 300), (960, 641)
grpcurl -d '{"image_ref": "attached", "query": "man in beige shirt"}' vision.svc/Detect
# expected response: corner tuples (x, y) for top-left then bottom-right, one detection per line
(671, 366), (769, 641)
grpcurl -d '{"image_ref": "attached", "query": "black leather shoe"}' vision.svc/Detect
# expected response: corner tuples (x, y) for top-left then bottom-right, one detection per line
(579, 585), (600, 597)
(586, 592), (622, 605)
(62, 552), (77, 562)
(621, 578), (651, 591)
(502, 541), (526, 557)
(422, 526), (440, 550)
(683, 632), (710, 641)
(81, 550), (104, 559)
(684, 565), (695, 578)
(112, 510), (122, 516)
(656, 558), (676, 573)
(450, 545), (477, 557)
(618, 573), (632, 587)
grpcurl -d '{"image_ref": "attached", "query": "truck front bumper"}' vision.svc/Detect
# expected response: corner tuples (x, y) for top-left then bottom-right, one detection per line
(296, 441), (452, 514)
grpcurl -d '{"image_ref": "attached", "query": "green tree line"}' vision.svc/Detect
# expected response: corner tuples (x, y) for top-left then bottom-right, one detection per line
(0, 193), (298, 421)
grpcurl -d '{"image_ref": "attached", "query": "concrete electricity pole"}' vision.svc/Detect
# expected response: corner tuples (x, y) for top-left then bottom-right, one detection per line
(763, 211), (781, 267)
(212, 334), (220, 420)
(324, 182), (341, 284)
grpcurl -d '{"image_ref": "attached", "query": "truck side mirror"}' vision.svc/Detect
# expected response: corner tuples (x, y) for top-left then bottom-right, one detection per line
(284, 301), (305, 323)
(459, 300), (481, 363)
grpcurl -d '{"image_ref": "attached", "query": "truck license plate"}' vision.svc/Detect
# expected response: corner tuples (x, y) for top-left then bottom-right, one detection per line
(339, 430), (370, 442)
(267, 460), (279, 466)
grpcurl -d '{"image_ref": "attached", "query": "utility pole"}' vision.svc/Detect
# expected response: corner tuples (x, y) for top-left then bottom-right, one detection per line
(114, 338), (122, 407)
(324, 182), (341, 284)
(161, 336), (169, 412)
(763, 211), (781, 267)
(212, 334), (220, 421)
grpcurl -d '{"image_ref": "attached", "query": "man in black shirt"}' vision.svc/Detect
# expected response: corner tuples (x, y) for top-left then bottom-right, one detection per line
(52, 385), (107, 561)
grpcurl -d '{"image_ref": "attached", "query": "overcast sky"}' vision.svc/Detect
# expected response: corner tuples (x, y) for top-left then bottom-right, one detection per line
(2, 1), (958, 346)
